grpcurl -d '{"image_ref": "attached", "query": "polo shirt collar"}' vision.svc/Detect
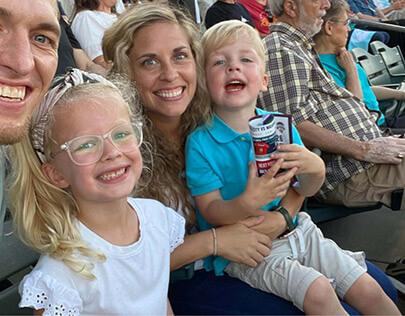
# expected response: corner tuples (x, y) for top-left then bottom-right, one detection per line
(208, 114), (242, 144)
(209, 109), (266, 143)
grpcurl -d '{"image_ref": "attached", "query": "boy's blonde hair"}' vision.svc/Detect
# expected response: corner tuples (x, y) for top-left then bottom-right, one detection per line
(10, 71), (142, 280)
(202, 20), (266, 72)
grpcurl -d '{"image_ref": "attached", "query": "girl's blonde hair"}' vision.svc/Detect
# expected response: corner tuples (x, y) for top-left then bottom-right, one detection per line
(202, 20), (266, 71)
(10, 72), (141, 279)
(103, 3), (211, 230)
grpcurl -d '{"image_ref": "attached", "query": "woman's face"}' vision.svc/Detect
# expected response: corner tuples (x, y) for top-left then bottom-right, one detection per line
(329, 12), (351, 48)
(129, 22), (197, 123)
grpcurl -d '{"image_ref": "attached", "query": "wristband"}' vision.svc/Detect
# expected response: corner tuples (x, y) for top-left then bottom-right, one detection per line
(274, 206), (296, 232)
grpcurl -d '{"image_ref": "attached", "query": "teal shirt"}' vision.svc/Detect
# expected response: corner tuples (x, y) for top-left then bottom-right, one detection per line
(319, 54), (385, 126)
(186, 108), (303, 275)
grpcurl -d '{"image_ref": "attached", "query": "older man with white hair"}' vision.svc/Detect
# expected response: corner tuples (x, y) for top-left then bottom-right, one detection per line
(258, 0), (405, 214)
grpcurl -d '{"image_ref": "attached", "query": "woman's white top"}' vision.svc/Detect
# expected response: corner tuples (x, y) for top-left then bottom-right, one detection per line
(18, 197), (185, 316)
(71, 10), (118, 60)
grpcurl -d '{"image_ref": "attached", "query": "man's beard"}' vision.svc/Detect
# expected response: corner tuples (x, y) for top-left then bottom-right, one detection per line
(0, 119), (29, 145)
(298, 7), (323, 37)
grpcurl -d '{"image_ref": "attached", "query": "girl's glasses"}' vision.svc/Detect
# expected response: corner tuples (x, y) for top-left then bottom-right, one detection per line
(52, 122), (143, 166)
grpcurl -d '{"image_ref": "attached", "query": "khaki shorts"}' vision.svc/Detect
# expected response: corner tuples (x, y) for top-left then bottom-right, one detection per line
(324, 160), (405, 210)
(224, 213), (366, 311)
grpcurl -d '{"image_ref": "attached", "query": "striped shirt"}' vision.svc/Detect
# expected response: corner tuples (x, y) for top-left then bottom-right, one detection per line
(257, 22), (381, 199)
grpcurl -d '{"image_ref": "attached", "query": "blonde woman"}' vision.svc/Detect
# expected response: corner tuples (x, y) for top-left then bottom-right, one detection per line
(102, 3), (398, 314)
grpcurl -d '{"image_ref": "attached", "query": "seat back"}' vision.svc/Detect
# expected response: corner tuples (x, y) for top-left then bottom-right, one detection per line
(351, 47), (400, 87)
(0, 220), (40, 315)
(370, 41), (405, 79)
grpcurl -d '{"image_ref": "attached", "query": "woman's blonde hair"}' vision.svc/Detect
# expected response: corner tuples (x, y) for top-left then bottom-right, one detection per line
(103, 3), (211, 230)
(10, 74), (141, 279)
(202, 20), (266, 71)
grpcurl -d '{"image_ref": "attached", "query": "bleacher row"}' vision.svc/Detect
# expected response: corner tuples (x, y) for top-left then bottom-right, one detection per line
(352, 41), (405, 87)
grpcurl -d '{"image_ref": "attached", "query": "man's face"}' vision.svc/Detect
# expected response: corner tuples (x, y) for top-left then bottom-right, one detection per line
(0, 0), (60, 145)
(298, 0), (330, 36)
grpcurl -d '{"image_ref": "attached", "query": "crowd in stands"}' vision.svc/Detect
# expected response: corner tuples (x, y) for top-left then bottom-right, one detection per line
(0, 0), (404, 314)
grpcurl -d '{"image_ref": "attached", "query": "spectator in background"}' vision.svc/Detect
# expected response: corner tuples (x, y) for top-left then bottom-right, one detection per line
(314, 0), (385, 125)
(71, 0), (118, 70)
(258, 0), (405, 214)
(386, 0), (405, 20)
(57, 2), (107, 76)
(199, 0), (215, 28)
(205, 0), (255, 29)
(237, 0), (271, 37)
(315, 0), (405, 128)
(347, 0), (405, 56)
(374, 0), (405, 17)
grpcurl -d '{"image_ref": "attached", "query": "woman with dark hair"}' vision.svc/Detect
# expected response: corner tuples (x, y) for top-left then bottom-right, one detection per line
(71, 0), (118, 69)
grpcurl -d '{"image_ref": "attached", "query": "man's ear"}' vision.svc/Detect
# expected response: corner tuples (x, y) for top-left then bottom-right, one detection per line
(261, 74), (269, 92)
(284, 0), (299, 18)
(41, 163), (70, 189)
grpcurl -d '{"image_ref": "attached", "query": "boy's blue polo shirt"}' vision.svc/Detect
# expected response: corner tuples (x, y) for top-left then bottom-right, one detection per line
(185, 108), (304, 276)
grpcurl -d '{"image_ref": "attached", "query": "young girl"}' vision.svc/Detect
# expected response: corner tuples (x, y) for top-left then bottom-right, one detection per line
(10, 68), (185, 315)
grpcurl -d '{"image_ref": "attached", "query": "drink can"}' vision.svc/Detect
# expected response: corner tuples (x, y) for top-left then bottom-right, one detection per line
(249, 114), (278, 176)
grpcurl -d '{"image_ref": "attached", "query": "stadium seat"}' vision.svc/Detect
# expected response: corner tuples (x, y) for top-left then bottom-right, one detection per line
(370, 41), (405, 80)
(351, 47), (403, 87)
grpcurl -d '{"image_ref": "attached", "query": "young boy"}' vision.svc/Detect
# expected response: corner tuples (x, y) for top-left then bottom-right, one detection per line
(185, 20), (400, 314)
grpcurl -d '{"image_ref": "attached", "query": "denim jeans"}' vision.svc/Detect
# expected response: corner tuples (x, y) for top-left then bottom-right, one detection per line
(168, 260), (397, 315)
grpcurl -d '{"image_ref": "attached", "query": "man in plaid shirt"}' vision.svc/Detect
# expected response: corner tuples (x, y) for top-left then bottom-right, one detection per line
(257, 0), (405, 210)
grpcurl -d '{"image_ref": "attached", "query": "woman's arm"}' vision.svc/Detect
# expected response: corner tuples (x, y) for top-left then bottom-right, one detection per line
(170, 216), (272, 269)
(92, 55), (111, 70)
(73, 48), (108, 75)
(167, 299), (174, 316)
(371, 86), (405, 100)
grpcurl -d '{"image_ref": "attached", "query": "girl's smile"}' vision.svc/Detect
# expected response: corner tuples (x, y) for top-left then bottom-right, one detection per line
(45, 96), (142, 209)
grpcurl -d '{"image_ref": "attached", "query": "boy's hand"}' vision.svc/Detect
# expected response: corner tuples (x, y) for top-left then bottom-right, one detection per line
(270, 144), (324, 175)
(240, 159), (297, 211)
